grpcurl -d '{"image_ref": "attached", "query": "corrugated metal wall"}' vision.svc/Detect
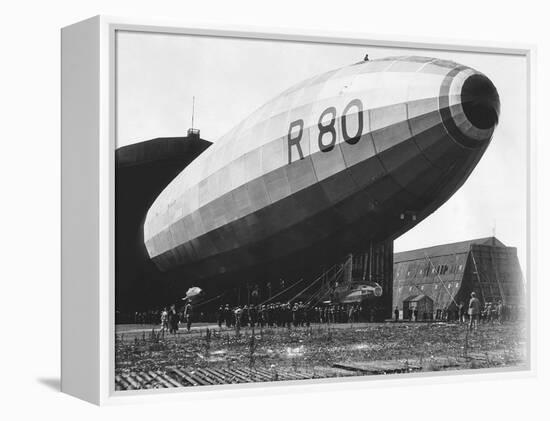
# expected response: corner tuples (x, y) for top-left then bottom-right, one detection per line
(393, 251), (468, 313)
(466, 245), (525, 306)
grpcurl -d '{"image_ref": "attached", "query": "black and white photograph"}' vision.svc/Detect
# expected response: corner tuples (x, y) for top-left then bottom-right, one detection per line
(4, 0), (550, 417)
(113, 30), (528, 391)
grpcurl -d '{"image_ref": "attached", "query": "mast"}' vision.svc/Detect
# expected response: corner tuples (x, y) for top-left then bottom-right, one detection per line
(191, 96), (195, 129)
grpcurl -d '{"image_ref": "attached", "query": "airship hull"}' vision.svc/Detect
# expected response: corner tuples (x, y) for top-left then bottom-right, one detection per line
(144, 56), (499, 284)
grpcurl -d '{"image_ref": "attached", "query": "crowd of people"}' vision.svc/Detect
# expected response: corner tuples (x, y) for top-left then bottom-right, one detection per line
(463, 295), (522, 327)
(215, 302), (366, 330)
(118, 292), (523, 334)
(463, 292), (523, 330)
(123, 301), (372, 333)
(398, 293), (522, 327)
(158, 302), (194, 334)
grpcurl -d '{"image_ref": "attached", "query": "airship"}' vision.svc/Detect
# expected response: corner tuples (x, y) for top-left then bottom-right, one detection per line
(142, 55), (500, 295)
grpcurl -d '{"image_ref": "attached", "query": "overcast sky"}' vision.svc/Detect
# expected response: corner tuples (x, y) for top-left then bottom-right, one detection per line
(116, 31), (528, 273)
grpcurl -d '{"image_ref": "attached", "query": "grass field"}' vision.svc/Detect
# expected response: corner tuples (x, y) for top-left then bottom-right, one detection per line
(114, 321), (526, 390)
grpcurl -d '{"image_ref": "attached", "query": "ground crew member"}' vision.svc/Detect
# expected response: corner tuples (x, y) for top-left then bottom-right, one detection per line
(160, 307), (168, 332)
(249, 304), (257, 328)
(458, 302), (465, 323)
(497, 300), (504, 324)
(224, 304), (232, 328)
(292, 303), (299, 327)
(217, 305), (224, 329)
(183, 301), (194, 332)
(234, 306), (242, 333)
(168, 304), (179, 334)
(468, 292), (481, 330)
(285, 303), (292, 328)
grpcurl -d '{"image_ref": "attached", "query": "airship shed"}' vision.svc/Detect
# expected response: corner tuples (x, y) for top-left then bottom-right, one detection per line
(392, 237), (524, 321)
(115, 130), (211, 311)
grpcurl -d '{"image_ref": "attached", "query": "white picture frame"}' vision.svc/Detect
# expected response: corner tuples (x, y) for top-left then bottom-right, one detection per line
(61, 15), (536, 405)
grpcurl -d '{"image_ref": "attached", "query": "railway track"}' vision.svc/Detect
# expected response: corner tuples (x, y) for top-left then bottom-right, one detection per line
(115, 366), (354, 390)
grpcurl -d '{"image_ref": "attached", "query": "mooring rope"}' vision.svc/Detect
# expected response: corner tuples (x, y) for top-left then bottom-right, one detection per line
(259, 278), (305, 305)
(195, 293), (226, 308)
(286, 271), (327, 303)
(308, 265), (344, 306)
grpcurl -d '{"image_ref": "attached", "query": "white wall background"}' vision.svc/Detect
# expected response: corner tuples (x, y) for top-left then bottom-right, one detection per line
(0, 0), (548, 418)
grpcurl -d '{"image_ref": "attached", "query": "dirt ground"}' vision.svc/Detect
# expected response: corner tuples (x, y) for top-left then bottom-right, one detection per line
(115, 321), (526, 389)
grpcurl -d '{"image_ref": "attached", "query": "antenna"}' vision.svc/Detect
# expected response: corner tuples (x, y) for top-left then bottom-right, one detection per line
(191, 96), (195, 129)
(187, 96), (200, 138)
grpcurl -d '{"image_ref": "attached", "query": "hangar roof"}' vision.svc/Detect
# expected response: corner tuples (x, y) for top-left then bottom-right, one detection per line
(394, 237), (507, 264)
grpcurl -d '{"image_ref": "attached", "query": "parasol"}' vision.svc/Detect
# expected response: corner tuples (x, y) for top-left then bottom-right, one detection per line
(182, 286), (203, 301)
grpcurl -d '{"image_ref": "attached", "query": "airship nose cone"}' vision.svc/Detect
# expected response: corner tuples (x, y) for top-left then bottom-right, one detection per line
(461, 74), (500, 130)
(441, 70), (500, 148)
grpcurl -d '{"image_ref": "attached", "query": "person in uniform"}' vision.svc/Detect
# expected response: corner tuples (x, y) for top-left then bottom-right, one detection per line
(285, 303), (292, 328)
(302, 303), (309, 327)
(217, 305), (224, 329)
(458, 302), (465, 323)
(273, 304), (280, 327)
(234, 306), (242, 332)
(491, 302), (500, 323)
(305, 304), (313, 327)
(267, 304), (273, 327)
(223, 304), (231, 328)
(468, 292), (481, 330)
(183, 301), (194, 332)
(497, 300), (504, 324)
(258, 304), (266, 328)
(160, 307), (168, 333)
(168, 304), (179, 334)
(249, 304), (257, 328)
(292, 303), (299, 327)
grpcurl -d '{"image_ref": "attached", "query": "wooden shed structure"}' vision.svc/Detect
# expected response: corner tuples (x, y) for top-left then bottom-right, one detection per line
(403, 294), (434, 321)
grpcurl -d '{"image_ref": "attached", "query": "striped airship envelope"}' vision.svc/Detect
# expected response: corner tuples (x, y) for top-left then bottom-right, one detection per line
(143, 56), (500, 282)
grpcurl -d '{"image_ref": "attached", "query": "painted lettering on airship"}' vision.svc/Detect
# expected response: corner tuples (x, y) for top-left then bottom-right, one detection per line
(287, 98), (364, 164)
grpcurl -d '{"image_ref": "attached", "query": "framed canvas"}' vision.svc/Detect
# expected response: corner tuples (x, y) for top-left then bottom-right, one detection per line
(61, 15), (536, 405)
